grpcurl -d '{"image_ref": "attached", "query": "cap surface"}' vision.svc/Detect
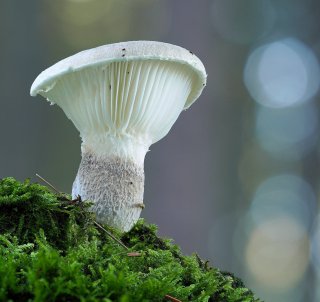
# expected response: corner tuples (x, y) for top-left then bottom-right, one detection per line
(30, 41), (207, 109)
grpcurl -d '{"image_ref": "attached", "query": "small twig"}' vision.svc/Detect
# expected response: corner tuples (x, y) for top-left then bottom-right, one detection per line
(93, 221), (129, 251)
(109, 250), (141, 258)
(134, 203), (145, 209)
(165, 294), (182, 302)
(127, 252), (142, 257)
(69, 195), (82, 204)
(36, 173), (61, 194)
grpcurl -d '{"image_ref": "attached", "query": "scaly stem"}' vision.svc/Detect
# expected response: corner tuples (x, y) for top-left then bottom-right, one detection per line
(72, 152), (145, 231)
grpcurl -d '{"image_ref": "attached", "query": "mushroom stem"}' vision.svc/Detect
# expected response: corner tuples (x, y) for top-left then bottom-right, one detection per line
(72, 137), (148, 231)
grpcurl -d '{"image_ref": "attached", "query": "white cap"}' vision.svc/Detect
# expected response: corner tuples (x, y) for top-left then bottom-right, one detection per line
(30, 41), (207, 161)
(30, 41), (207, 109)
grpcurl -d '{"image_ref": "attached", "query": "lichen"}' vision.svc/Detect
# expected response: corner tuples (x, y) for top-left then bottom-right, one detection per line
(0, 177), (262, 302)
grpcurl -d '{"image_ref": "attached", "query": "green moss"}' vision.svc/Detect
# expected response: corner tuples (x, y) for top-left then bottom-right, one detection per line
(0, 177), (262, 302)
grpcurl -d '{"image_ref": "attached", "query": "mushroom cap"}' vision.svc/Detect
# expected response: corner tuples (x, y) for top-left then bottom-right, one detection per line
(30, 41), (207, 109)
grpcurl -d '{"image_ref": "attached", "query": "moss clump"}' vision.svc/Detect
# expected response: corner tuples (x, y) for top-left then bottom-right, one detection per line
(0, 177), (261, 302)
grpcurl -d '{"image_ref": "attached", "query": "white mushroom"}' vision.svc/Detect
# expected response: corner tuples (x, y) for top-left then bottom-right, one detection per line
(30, 41), (207, 231)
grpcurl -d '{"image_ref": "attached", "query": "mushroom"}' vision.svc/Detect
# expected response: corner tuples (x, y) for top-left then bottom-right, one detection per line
(30, 41), (207, 231)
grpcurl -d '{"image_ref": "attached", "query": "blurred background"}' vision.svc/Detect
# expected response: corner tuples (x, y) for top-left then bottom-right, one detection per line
(1, 0), (320, 300)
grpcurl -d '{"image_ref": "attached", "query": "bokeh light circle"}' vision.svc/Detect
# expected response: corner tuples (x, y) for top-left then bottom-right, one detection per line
(244, 38), (320, 108)
(245, 216), (310, 290)
(250, 174), (316, 229)
(255, 103), (319, 160)
(311, 215), (320, 271)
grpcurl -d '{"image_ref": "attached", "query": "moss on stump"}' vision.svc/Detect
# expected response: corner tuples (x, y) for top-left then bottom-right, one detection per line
(0, 177), (261, 302)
